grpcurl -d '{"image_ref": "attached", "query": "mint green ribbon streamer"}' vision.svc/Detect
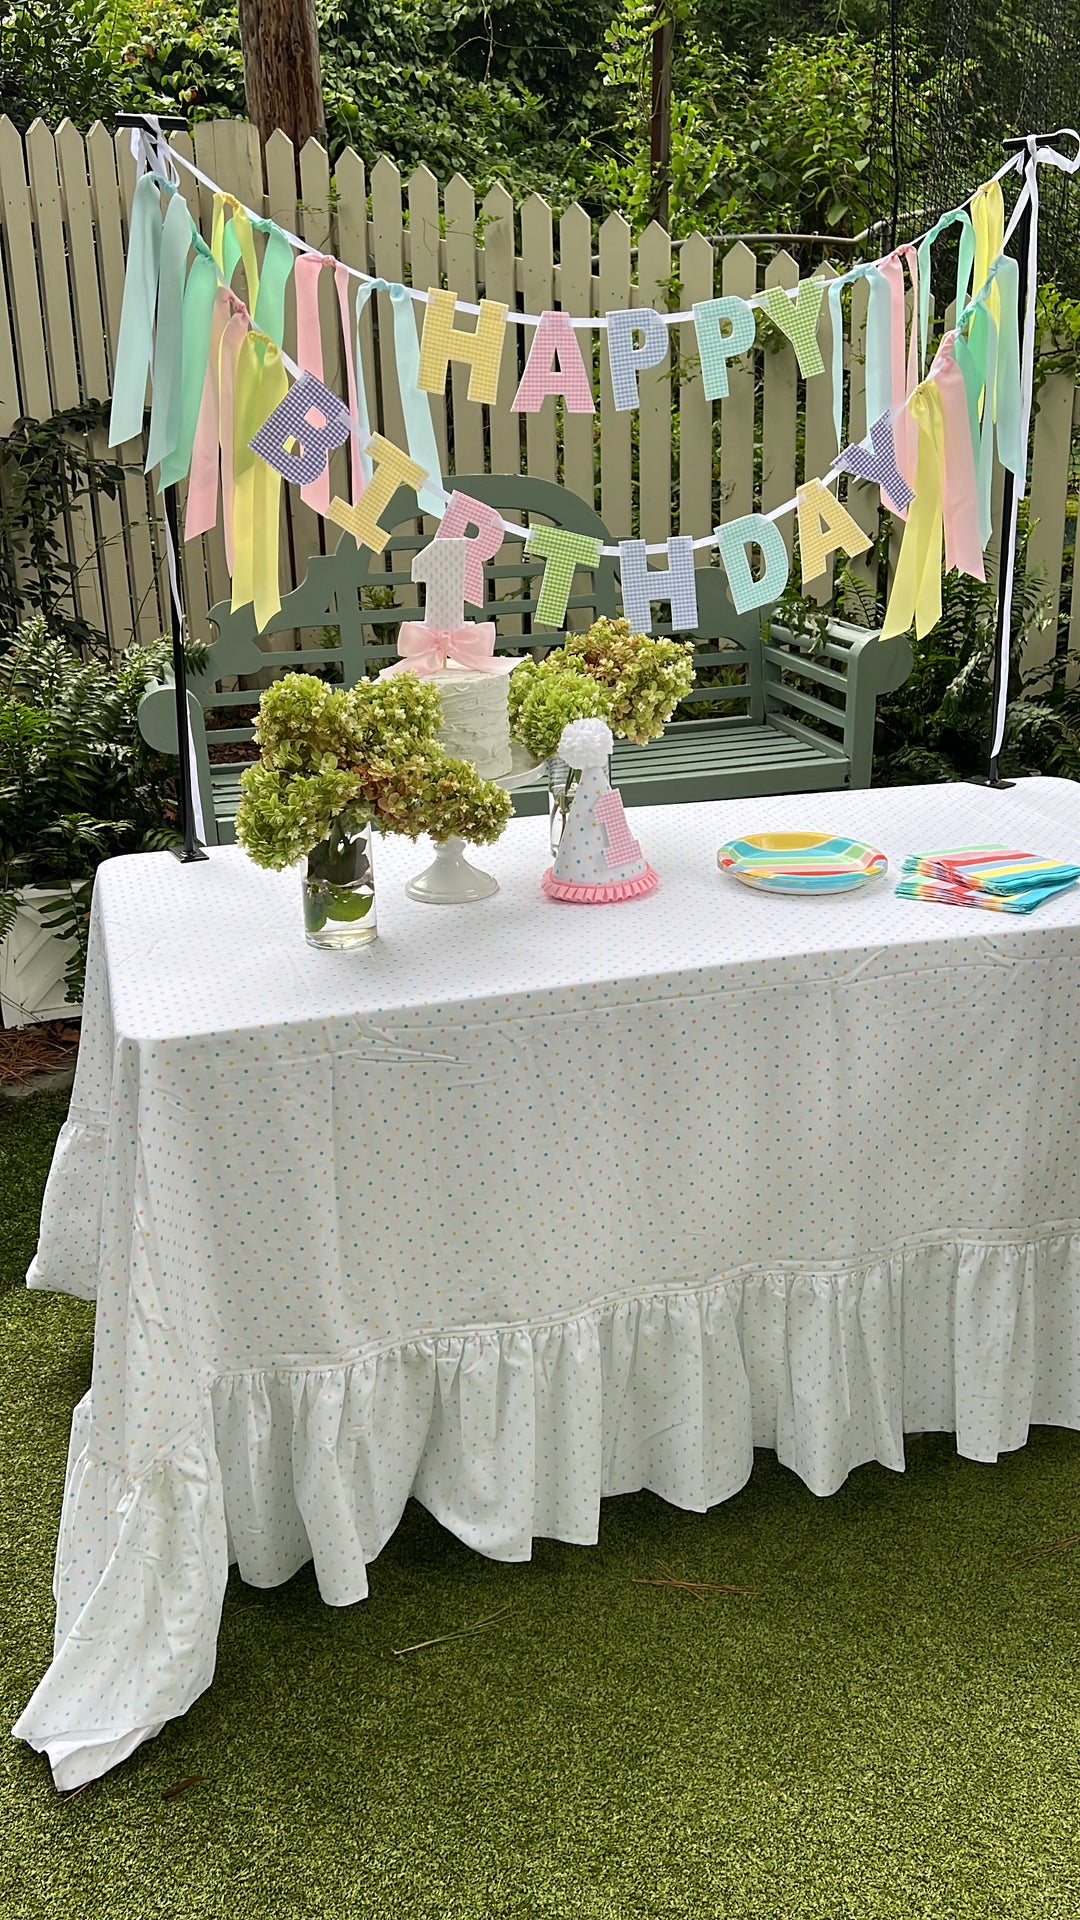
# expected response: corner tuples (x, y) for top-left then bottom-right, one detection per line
(954, 251), (1023, 543)
(158, 237), (219, 491)
(917, 208), (976, 368)
(864, 266), (892, 433)
(108, 171), (165, 447)
(355, 278), (444, 514)
(988, 254), (1022, 477)
(827, 263), (874, 448)
(955, 300), (999, 548)
(145, 185), (192, 474)
(251, 225), (294, 349)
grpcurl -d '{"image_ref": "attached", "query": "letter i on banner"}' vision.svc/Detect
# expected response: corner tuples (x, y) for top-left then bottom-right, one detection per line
(618, 537), (699, 633)
(434, 491), (505, 608)
(418, 288), (508, 404)
(327, 436), (427, 554)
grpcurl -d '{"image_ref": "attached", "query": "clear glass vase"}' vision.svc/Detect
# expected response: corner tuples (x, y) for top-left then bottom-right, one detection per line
(547, 754), (580, 857)
(303, 818), (377, 949)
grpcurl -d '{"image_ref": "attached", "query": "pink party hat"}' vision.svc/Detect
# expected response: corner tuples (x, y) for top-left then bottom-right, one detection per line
(541, 719), (658, 903)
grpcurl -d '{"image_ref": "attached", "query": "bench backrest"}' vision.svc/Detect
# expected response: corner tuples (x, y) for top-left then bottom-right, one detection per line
(195, 473), (772, 753)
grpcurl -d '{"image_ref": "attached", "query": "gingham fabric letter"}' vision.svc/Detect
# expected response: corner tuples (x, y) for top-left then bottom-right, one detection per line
(761, 280), (827, 379)
(605, 308), (668, 411)
(692, 296), (755, 401)
(618, 537), (699, 633)
(831, 411), (914, 514)
(795, 480), (872, 587)
(249, 372), (352, 486)
(714, 513), (790, 615)
(434, 491), (505, 607)
(327, 436), (427, 554)
(525, 525), (603, 627)
(512, 311), (595, 413)
(418, 288), (508, 404)
(594, 789), (642, 869)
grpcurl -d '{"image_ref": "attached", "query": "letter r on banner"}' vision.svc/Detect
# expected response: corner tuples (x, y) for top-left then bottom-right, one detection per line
(326, 435), (427, 554)
(714, 513), (790, 614)
(524, 525), (603, 627)
(249, 371), (352, 486)
(434, 490), (505, 607)
(605, 308), (669, 411)
(418, 288), (508, 404)
(618, 537), (699, 633)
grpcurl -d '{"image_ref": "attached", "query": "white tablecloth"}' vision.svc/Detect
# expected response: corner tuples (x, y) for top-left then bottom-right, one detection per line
(15, 777), (1080, 1787)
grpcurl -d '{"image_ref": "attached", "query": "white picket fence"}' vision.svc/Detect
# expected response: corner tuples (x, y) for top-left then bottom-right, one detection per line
(0, 116), (1077, 678)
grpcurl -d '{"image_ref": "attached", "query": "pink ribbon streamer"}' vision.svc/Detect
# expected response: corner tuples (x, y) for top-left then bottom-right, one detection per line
(296, 253), (363, 510)
(217, 309), (249, 574)
(185, 287), (231, 542)
(382, 621), (502, 676)
(879, 245), (921, 505)
(932, 332), (986, 583)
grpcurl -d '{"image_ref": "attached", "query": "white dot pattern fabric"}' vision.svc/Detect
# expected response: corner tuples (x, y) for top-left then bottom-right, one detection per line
(14, 778), (1080, 1790)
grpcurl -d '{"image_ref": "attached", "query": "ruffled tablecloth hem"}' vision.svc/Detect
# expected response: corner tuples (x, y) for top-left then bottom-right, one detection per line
(17, 1226), (1080, 1788)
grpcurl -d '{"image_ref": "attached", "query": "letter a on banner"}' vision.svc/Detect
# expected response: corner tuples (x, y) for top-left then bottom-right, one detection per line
(795, 480), (872, 587)
(327, 436), (427, 554)
(418, 288), (508, 404)
(714, 513), (790, 614)
(512, 310), (595, 413)
(434, 491), (505, 608)
(618, 537), (699, 632)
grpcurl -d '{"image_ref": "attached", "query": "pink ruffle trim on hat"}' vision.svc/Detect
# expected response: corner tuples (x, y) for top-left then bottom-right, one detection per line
(540, 865), (659, 903)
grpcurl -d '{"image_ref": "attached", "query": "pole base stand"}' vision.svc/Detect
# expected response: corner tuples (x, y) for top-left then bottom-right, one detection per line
(171, 842), (210, 863)
(967, 775), (1016, 791)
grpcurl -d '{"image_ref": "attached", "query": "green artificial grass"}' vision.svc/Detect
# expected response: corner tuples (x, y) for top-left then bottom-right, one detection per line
(3, 1092), (1080, 1920)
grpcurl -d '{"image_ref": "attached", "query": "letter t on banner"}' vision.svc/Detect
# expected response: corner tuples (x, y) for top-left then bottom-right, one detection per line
(434, 490), (505, 607)
(525, 525), (603, 627)
(418, 288), (508, 404)
(618, 537), (699, 633)
(326, 435), (427, 554)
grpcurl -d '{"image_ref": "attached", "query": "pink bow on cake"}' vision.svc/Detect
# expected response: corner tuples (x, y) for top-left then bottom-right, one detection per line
(382, 621), (502, 677)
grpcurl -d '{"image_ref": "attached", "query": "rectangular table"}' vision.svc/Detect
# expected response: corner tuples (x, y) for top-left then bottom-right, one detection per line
(15, 778), (1080, 1788)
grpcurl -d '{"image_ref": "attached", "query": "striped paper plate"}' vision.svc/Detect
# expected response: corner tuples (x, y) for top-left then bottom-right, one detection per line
(717, 831), (888, 893)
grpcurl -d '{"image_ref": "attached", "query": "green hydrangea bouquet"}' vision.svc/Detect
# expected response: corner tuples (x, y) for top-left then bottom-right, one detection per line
(508, 618), (695, 846)
(508, 618), (696, 759)
(235, 673), (513, 944)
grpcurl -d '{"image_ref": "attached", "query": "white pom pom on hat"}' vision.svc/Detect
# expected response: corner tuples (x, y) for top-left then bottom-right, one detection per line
(557, 717), (613, 769)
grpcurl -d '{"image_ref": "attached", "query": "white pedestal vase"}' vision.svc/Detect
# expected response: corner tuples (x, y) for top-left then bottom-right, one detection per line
(405, 744), (546, 904)
(0, 888), (83, 1029)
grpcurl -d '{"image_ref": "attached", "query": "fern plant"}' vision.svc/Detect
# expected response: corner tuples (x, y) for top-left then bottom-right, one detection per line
(0, 620), (207, 1003)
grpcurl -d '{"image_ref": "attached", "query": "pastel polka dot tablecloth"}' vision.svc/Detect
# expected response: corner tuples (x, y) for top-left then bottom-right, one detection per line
(15, 777), (1080, 1789)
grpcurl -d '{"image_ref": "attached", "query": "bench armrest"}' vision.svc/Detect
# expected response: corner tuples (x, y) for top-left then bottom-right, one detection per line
(137, 670), (220, 846)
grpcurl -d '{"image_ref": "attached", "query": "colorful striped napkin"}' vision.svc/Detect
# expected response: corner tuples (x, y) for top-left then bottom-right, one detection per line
(897, 845), (1080, 913)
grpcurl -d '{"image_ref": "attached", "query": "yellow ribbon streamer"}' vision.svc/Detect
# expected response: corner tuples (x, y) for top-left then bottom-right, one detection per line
(232, 334), (288, 630)
(970, 179), (1004, 360)
(881, 381), (946, 642)
(212, 192), (261, 313)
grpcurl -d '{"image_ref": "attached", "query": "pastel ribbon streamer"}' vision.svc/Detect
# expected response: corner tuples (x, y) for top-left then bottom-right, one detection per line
(916, 207), (976, 366)
(231, 334), (289, 629)
(108, 171), (165, 447)
(881, 380), (946, 640)
(827, 263), (874, 449)
(185, 287), (234, 542)
(158, 236), (219, 491)
(355, 279), (444, 514)
(970, 179), (1005, 336)
(930, 334), (985, 582)
(382, 621), (502, 676)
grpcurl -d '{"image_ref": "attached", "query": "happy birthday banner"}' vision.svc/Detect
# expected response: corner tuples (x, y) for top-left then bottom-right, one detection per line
(109, 143), (1031, 642)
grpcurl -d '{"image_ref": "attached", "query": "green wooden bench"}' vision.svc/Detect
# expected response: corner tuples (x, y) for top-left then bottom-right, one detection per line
(138, 473), (912, 845)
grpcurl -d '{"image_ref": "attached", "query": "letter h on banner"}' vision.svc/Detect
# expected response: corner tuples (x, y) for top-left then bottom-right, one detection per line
(618, 537), (699, 633)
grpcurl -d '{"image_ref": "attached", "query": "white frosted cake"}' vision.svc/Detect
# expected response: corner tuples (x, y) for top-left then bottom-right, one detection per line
(432, 662), (515, 778)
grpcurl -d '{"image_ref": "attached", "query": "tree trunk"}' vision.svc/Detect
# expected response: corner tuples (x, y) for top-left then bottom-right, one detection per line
(649, 5), (673, 229)
(237, 0), (325, 152)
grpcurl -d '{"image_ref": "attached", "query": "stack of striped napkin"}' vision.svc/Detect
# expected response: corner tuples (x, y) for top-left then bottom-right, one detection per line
(896, 846), (1080, 913)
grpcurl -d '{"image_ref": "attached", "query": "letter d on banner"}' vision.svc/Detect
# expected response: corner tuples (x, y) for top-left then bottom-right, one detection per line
(714, 513), (790, 614)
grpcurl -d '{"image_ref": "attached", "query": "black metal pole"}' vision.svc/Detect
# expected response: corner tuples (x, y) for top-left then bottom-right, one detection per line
(163, 482), (208, 863)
